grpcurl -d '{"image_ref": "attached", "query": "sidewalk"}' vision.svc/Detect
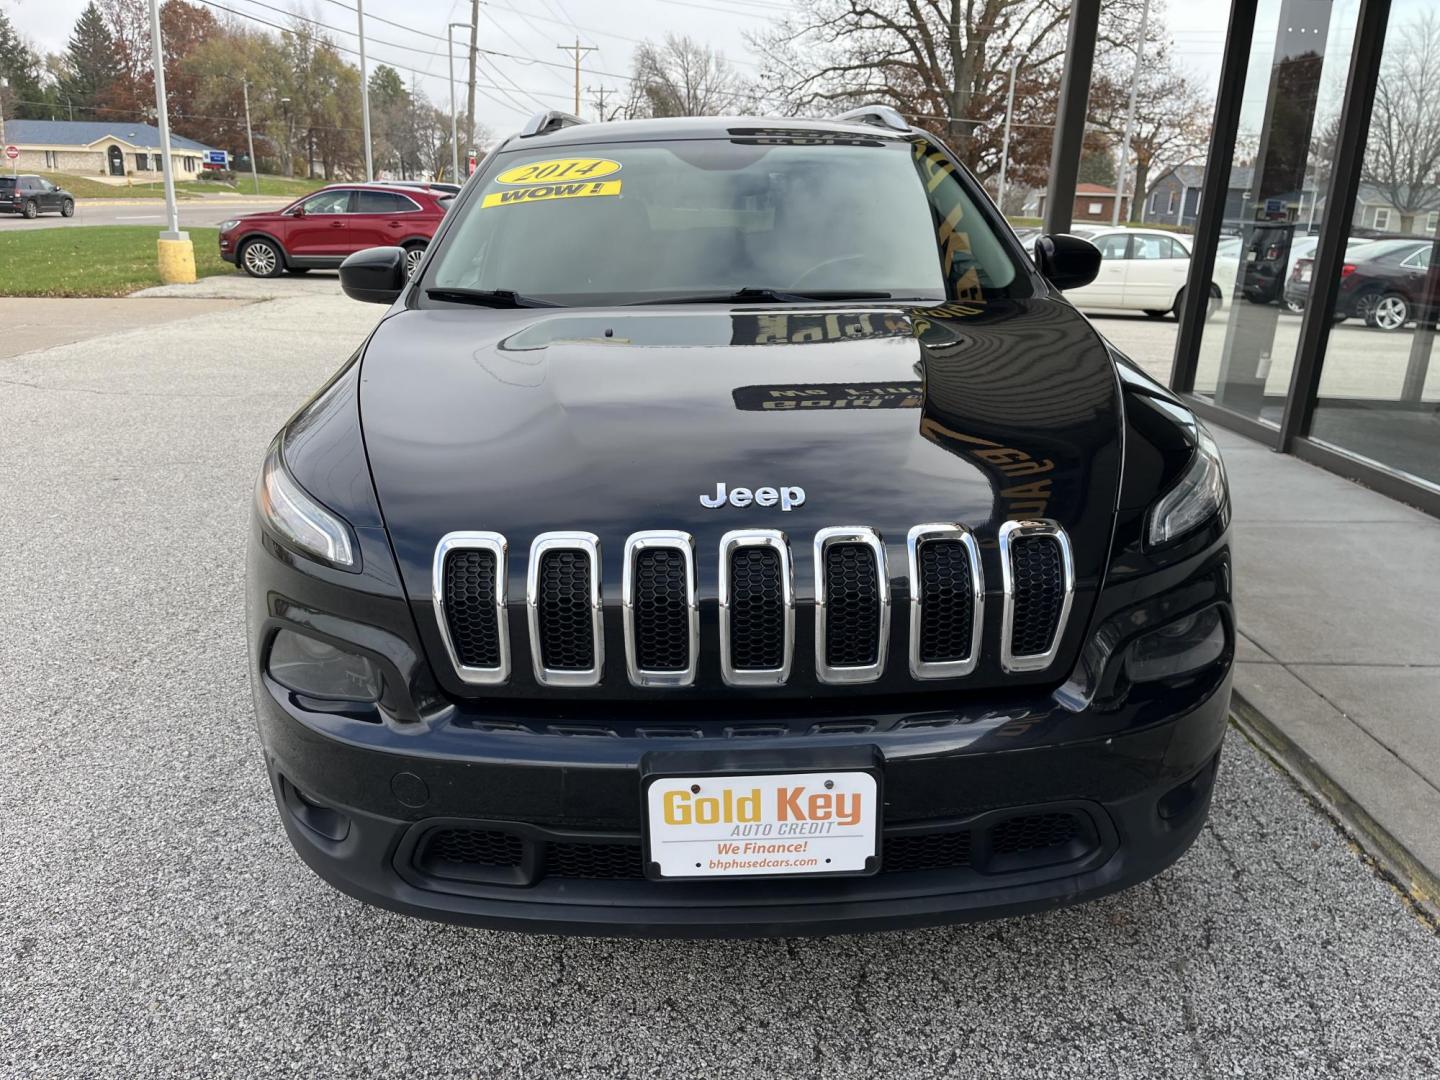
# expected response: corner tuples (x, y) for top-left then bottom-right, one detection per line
(1214, 426), (1440, 914)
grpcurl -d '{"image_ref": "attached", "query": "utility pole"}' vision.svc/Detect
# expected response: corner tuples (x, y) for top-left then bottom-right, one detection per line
(1112, 0), (1152, 226)
(557, 38), (597, 115)
(357, 0), (374, 180)
(448, 21), (470, 181)
(997, 56), (1019, 216)
(241, 77), (259, 195)
(465, 0), (479, 159)
(588, 85), (613, 122)
(146, 0), (194, 282)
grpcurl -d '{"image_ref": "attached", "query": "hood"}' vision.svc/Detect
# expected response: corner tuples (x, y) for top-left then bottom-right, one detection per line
(358, 299), (1122, 697)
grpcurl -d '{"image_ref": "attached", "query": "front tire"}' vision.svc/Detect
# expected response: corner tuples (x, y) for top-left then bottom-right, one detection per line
(60, 198), (75, 218)
(403, 242), (427, 280)
(1366, 292), (1410, 332)
(22, 200), (38, 219)
(1143, 309), (1169, 319)
(1174, 286), (1221, 322)
(241, 238), (284, 278)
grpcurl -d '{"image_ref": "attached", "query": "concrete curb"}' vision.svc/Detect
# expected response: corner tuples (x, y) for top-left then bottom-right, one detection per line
(1230, 691), (1440, 924)
(74, 196), (292, 207)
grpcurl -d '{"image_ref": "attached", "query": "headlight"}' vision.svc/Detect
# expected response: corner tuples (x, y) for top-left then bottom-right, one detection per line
(1147, 427), (1227, 546)
(220, 219), (239, 231)
(268, 629), (380, 702)
(256, 438), (357, 568)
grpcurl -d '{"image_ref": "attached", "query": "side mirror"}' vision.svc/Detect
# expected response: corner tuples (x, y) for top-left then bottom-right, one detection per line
(340, 246), (407, 305)
(1034, 233), (1102, 291)
(288, 205), (305, 217)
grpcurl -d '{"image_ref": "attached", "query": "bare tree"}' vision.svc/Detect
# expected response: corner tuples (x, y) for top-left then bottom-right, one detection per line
(748, 0), (1152, 177)
(1364, 10), (1440, 232)
(626, 34), (749, 118)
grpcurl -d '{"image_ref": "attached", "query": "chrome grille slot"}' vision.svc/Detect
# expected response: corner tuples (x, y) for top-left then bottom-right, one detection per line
(907, 524), (983, 679)
(814, 527), (889, 684)
(719, 529), (794, 686)
(527, 532), (603, 687)
(999, 520), (1074, 673)
(432, 532), (510, 685)
(622, 531), (698, 687)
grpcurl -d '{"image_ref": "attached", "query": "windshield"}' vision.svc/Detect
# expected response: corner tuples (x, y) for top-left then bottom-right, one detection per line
(426, 137), (1025, 305)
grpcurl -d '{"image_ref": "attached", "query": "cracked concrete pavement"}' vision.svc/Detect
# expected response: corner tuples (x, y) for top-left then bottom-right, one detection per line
(1, 291), (1438, 1078)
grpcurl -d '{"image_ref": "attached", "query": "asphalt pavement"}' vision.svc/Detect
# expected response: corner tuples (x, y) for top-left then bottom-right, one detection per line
(0, 197), (288, 231)
(1, 288), (1438, 1078)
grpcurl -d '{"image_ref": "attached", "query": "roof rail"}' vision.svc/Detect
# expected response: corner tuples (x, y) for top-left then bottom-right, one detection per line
(830, 105), (911, 133)
(519, 110), (587, 138)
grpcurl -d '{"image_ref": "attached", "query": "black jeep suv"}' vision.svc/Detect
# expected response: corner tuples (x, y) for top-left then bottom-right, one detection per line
(0, 175), (76, 218)
(247, 107), (1233, 937)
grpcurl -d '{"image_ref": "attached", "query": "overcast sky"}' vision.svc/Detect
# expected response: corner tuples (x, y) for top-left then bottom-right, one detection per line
(6, 0), (1230, 134)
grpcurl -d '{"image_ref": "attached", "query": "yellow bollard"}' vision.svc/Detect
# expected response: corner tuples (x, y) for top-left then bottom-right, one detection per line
(157, 236), (196, 285)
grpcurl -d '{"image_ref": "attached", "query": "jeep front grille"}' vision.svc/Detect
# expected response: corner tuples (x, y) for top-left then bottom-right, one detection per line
(436, 520), (1074, 689)
(999, 520), (1075, 673)
(814, 527), (889, 683)
(527, 532), (603, 687)
(719, 530), (794, 686)
(432, 532), (510, 685)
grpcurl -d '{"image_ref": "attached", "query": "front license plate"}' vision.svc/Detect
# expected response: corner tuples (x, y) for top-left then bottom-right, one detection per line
(645, 771), (879, 879)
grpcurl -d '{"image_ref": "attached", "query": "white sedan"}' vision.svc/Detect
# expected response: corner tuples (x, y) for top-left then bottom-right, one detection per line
(1061, 227), (1236, 320)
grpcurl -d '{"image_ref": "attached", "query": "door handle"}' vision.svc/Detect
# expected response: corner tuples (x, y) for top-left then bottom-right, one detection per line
(387, 221), (402, 228)
(330, 221), (345, 228)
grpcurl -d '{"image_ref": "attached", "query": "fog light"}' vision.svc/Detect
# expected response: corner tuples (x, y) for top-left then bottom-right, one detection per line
(268, 629), (381, 702)
(1125, 606), (1225, 683)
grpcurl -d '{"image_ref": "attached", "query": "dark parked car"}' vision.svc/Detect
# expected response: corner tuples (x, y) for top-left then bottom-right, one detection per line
(0, 174), (75, 218)
(1284, 238), (1435, 330)
(248, 107), (1233, 937)
(219, 183), (449, 278)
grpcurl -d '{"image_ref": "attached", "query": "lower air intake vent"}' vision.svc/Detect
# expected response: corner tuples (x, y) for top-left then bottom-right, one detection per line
(988, 812), (1081, 855)
(1000, 520), (1074, 673)
(882, 830), (972, 873)
(443, 549), (500, 668)
(418, 828), (524, 871)
(545, 841), (646, 880)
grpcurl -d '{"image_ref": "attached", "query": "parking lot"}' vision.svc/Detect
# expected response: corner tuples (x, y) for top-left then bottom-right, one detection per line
(2, 287), (1439, 1078)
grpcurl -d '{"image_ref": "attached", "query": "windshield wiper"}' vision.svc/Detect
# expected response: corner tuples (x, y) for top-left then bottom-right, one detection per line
(425, 287), (559, 308)
(631, 287), (897, 306)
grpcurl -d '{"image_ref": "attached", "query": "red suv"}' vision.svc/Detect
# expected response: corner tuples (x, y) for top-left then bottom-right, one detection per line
(219, 183), (451, 279)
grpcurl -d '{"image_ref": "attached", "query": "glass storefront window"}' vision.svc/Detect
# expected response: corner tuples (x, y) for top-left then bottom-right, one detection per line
(1308, 0), (1440, 493)
(1190, 0), (1361, 427)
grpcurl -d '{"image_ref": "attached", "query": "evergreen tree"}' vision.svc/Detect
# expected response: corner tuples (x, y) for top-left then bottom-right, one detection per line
(0, 7), (49, 119)
(59, 3), (118, 116)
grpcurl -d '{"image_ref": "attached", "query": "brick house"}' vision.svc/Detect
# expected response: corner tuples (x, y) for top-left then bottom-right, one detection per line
(1035, 183), (1132, 223)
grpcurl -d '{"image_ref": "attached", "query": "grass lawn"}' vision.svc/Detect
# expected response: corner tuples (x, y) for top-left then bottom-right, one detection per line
(36, 172), (317, 200)
(0, 226), (233, 297)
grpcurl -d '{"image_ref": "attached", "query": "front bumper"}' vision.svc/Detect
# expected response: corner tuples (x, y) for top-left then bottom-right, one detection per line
(254, 656), (1230, 936)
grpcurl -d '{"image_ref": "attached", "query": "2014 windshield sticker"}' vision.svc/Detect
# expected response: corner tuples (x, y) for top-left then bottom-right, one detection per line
(495, 157), (621, 185)
(481, 179), (623, 209)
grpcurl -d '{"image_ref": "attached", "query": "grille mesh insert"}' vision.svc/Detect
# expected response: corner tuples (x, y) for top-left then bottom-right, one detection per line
(823, 542), (881, 667)
(918, 540), (974, 664)
(989, 812), (1079, 855)
(443, 549), (500, 668)
(545, 842), (646, 879)
(632, 548), (689, 672)
(882, 830), (972, 873)
(537, 549), (594, 670)
(729, 547), (785, 670)
(419, 828), (523, 869)
(1010, 535), (1065, 657)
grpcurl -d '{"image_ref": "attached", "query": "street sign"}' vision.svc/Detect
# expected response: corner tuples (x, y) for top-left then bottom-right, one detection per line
(4, 145), (18, 161)
(206, 150), (227, 166)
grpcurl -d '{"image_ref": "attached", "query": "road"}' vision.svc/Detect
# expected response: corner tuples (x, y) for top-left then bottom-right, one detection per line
(1, 285), (1438, 1078)
(0, 197), (288, 231)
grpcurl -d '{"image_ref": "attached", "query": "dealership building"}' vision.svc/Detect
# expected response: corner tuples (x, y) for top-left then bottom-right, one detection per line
(1, 119), (225, 179)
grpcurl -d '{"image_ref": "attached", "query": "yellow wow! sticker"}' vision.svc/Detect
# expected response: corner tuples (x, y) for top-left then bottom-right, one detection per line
(481, 180), (622, 209)
(495, 157), (621, 185)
